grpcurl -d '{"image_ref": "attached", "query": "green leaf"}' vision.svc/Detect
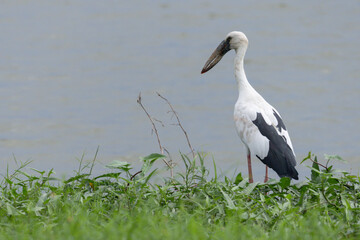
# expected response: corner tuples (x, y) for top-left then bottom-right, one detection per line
(140, 153), (165, 174)
(5, 178), (13, 185)
(259, 193), (266, 202)
(219, 188), (237, 210)
(242, 182), (258, 195)
(301, 151), (312, 164)
(234, 172), (243, 185)
(106, 161), (132, 172)
(29, 168), (46, 175)
(141, 153), (166, 164)
(279, 177), (291, 189)
(311, 156), (320, 183)
(64, 174), (90, 184)
(237, 179), (248, 189)
(141, 169), (158, 186)
(213, 158), (217, 182)
(324, 154), (347, 163)
(93, 172), (121, 180)
(341, 195), (353, 221)
(327, 177), (339, 185)
(6, 203), (21, 216)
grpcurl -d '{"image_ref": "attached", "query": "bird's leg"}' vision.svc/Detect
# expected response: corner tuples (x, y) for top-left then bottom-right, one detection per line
(247, 151), (253, 183)
(264, 166), (269, 183)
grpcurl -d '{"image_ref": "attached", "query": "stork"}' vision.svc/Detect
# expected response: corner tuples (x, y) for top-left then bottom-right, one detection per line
(201, 31), (298, 183)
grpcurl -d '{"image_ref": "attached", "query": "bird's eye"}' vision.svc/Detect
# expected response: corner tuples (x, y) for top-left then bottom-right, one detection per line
(226, 36), (232, 42)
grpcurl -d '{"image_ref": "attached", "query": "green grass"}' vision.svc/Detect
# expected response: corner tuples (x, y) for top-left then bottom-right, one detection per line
(0, 152), (359, 239)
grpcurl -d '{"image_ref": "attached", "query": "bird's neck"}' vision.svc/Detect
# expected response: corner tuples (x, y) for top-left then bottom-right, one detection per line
(234, 47), (253, 95)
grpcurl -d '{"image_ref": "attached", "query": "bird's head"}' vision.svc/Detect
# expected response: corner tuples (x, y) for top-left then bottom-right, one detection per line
(201, 31), (248, 74)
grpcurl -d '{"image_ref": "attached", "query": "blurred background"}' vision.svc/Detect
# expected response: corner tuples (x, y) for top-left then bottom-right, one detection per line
(0, 1), (359, 180)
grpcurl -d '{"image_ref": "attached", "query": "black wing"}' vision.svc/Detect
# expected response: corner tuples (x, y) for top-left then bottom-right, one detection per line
(252, 112), (298, 180)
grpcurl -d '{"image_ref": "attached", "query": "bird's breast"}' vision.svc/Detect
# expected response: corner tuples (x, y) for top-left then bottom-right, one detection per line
(233, 104), (257, 144)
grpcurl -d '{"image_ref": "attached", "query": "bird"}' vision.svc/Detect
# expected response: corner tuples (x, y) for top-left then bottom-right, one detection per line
(201, 31), (298, 183)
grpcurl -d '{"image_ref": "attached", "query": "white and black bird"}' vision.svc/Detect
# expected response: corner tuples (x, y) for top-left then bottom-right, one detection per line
(201, 31), (298, 182)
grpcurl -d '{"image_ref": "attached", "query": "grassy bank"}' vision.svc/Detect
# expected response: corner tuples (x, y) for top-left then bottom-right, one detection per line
(0, 153), (359, 239)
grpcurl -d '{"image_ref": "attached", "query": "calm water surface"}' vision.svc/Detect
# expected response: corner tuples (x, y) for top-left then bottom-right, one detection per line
(0, 1), (359, 180)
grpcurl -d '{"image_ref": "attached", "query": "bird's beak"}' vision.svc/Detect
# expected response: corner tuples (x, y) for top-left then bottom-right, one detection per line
(201, 39), (231, 74)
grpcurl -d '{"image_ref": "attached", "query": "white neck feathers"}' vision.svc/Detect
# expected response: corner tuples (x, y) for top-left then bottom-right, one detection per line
(234, 47), (253, 94)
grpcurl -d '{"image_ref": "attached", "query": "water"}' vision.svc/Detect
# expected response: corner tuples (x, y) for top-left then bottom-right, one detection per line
(0, 1), (359, 180)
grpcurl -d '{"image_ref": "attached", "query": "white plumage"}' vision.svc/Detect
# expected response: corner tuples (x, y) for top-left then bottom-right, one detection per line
(201, 31), (298, 182)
